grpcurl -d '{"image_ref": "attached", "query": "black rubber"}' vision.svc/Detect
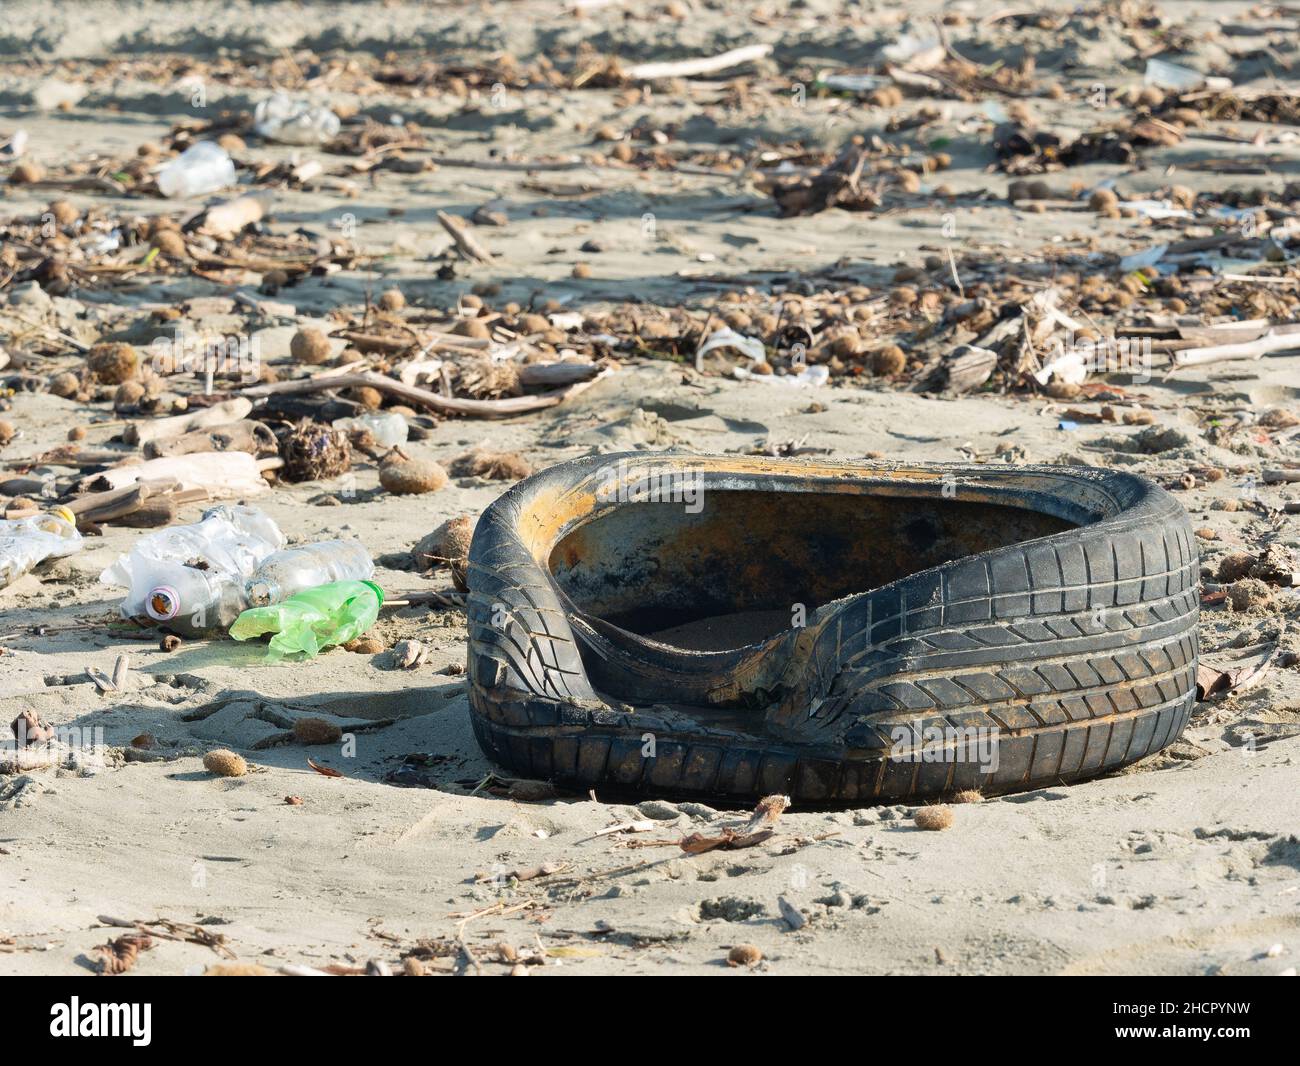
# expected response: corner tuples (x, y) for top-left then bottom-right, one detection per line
(464, 455), (1198, 805)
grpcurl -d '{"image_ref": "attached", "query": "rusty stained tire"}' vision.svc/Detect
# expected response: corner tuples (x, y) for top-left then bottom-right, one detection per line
(464, 454), (1199, 806)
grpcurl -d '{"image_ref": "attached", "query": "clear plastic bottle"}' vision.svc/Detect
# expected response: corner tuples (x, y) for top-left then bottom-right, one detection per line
(230, 579), (383, 659)
(156, 141), (237, 198)
(0, 506), (82, 590)
(99, 505), (284, 635)
(331, 412), (408, 447)
(244, 540), (374, 607)
(253, 93), (341, 145)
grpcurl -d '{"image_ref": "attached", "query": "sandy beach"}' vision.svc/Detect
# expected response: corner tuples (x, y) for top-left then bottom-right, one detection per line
(1, 0), (1298, 976)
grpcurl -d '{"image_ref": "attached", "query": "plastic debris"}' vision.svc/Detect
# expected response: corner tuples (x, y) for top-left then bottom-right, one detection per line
(253, 93), (341, 145)
(331, 412), (409, 447)
(0, 507), (82, 591)
(155, 141), (237, 198)
(229, 579), (383, 659)
(245, 540), (374, 606)
(99, 505), (284, 635)
(694, 327), (766, 372)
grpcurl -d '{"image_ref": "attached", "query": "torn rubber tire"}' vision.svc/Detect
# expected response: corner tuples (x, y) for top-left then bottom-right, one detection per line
(465, 455), (1199, 805)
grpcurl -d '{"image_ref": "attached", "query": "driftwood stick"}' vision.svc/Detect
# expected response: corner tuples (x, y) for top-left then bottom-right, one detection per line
(436, 210), (494, 263)
(1172, 325), (1300, 367)
(624, 44), (772, 80)
(240, 369), (601, 418)
(125, 398), (254, 446)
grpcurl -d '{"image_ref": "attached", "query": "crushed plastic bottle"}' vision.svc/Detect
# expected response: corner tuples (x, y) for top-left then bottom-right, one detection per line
(99, 505), (284, 635)
(230, 579), (383, 659)
(331, 412), (408, 448)
(245, 539), (374, 607)
(0, 507), (82, 590)
(156, 141), (237, 198)
(253, 93), (341, 145)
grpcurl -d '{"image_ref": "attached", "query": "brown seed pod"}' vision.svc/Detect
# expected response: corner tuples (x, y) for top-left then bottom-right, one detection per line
(727, 944), (763, 968)
(893, 168), (921, 193)
(950, 789), (982, 804)
(0, 420), (14, 447)
(348, 385), (384, 410)
(48, 200), (79, 225)
(289, 327), (333, 365)
(144, 214), (179, 236)
(130, 733), (157, 749)
(871, 345), (907, 377)
(517, 312), (551, 333)
(8, 161), (44, 184)
(455, 317), (490, 339)
(86, 342), (139, 385)
(1216, 552), (1256, 583)
(114, 380), (147, 411)
(914, 805), (953, 831)
(344, 634), (385, 654)
(1043, 382), (1081, 400)
(1228, 579), (1271, 612)
(829, 329), (862, 358)
(378, 287), (406, 311)
(48, 371), (80, 398)
(571, 262), (592, 278)
(414, 514), (474, 590)
(379, 448), (449, 495)
(203, 749), (248, 777)
(151, 229), (188, 259)
(449, 449), (532, 481)
(1088, 188), (1119, 213)
(293, 717), (343, 746)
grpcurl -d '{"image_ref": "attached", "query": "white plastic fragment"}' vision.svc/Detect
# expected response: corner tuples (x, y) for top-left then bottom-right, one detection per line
(694, 327), (766, 371)
(1120, 244), (1169, 273)
(1143, 58), (1232, 93)
(156, 141), (236, 198)
(816, 72), (889, 93)
(0, 509), (82, 591)
(1121, 199), (1194, 221)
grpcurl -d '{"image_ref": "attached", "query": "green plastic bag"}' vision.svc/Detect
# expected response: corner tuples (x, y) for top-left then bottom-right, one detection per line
(229, 579), (383, 659)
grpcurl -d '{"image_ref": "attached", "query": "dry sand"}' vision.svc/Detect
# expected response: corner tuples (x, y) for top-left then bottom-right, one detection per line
(1, 0), (1298, 976)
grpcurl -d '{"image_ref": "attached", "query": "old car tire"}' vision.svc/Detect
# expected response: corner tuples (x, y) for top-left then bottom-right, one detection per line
(465, 455), (1198, 805)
